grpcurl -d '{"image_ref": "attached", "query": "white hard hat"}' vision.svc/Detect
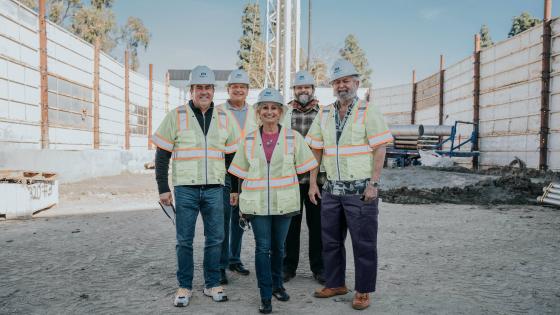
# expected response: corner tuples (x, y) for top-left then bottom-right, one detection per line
(292, 70), (315, 87)
(330, 59), (359, 82)
(255, 88), (284, 107)
(228, 69), (250, 85)
(189, 65), (215, 86)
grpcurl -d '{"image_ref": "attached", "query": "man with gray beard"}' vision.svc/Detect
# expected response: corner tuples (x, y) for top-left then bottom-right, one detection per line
(305, 59), (393, 310)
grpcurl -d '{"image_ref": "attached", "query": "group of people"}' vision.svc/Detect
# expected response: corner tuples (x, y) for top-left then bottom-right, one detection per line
(152, 59), (393, 313)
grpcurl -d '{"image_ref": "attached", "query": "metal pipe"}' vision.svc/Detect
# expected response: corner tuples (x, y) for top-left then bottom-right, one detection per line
(394, 140), (418, 145)
(389, 124), (424, 136)
(539, 196), (560, 207)
(544, 192), (560, 201)
(543, 187), (560, 195)
(422, 125), (453, 136)
(552, 183), (560, 189)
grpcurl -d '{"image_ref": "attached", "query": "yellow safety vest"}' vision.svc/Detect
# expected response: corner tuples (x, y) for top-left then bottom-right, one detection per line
(216, 102), (259, 140)
(305, 98), (393, 181)
(151, 103), (239, 186)
(228, 127), (318, 216)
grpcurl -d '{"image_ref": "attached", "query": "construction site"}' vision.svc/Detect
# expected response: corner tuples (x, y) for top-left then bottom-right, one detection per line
(1, 0), (560, 314)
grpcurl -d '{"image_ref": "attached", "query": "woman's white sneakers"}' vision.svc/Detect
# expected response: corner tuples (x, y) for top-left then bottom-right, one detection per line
(203, 286), (229, 302)
(174, 288), (192, 307)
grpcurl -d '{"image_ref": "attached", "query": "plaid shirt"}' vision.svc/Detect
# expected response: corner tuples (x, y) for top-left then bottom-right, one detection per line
(288, 99), (320, 138)
(288, 99), (324, 184)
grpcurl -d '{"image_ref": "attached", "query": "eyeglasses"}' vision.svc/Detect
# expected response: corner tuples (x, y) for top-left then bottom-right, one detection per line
(239, 217), (252, 232)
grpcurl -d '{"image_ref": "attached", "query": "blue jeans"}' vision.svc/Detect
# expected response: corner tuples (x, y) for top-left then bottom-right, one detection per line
(251, 215), (292, 299)
(175, 185), (224, 290)
(220, 174), (245, 268)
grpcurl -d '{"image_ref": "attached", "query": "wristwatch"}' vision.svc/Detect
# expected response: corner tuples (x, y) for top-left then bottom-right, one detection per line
(369, 181), (379, 188)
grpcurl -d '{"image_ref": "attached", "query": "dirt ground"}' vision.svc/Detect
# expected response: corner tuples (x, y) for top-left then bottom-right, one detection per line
(1, 171), (559, 314)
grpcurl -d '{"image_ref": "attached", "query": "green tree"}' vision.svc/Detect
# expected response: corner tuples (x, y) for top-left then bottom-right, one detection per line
(479, 24), (494, 48)
(339, 34), (372, 87)
(237, 3), (264, 87)
(18, 0), (82, 25)
(71, 5), (116, 52)
(508, 12), (542, 37)
(120, 17), (151, 71)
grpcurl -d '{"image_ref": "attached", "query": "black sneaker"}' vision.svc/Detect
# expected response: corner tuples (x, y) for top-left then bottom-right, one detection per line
(229, 263), (250, 276)
(272, 287), (290, 301)
(259, 298), (272, 314)
(283, 270), (295, 282)
(313, 272), (326, 285)
(220, 269), (228, 285)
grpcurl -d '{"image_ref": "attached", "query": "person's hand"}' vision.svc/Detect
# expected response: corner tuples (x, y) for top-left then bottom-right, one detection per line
(230, 193), (239, 206)
(362, 185), (378, 203)
(308, 183), (322, 205)
(160, 192), (173, 206)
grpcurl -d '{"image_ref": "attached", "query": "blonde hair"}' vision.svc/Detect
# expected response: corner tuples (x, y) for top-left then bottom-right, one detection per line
(254, 102), (285, 126)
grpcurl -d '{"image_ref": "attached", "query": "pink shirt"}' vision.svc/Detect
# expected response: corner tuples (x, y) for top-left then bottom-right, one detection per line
(262, 131), (280, 163)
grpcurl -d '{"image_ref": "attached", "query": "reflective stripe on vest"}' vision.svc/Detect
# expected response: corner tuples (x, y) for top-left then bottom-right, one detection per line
(245, 133), (256, 159)
(285, 129), (295, 155)
(243, 174), (298, 190)
(152, 132), (174, 151)
(320, 106), (331, 129)
(354, 101), (368, 124)
(172, 148), (225, 160)
(368, 130), (393, 147)
(229, 162), (248, 179)
(177, 106), (188, 131)
(324, 144), (372, 157)
(295, 157), (318, 174)
(217, 109), (228, 129)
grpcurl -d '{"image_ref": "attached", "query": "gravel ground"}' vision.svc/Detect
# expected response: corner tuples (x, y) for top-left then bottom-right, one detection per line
(1, 173), (559, 314)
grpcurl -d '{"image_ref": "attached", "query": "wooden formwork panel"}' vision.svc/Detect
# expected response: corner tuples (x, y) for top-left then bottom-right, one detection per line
(415, 72), (440, 110)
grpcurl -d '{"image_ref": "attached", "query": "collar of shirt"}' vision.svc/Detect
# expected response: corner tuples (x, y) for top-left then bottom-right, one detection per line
(290, 99), (319, 113)
(226, 101), (248, 111)
(189, 100), (215, 114)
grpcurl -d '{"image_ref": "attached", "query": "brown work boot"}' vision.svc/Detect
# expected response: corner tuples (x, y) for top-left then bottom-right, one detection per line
(352, 292), (370, 310)
(313, 286), (349, 298)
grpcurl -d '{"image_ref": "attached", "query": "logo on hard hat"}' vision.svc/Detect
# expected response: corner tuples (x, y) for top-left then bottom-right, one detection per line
(334, 66), (341, 73)
(200, 72), (207, 76)
(235, 74), (242, 78)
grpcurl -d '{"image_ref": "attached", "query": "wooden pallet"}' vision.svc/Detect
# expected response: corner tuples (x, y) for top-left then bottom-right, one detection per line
(0, 170), (58, 182)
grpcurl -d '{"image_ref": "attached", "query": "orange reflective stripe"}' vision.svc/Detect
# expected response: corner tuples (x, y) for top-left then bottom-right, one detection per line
(324, 145), (372, 156)
(228, 162), (248, 179)
(177, 106), (188, 131)
(368, 130), (393, 147)
(305, 134), (324, 149)
(242, 174), (298, 190)
(152, 132), (174, 152)
(172, 148), (224, 160)
(284, 129), (295, 155)
(295, 157), (318, 174)
(354, 101), (368, 124)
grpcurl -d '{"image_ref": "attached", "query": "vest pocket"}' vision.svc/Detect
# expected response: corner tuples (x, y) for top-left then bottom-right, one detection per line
(276, 188), (299, 213)
(351, 124), (366, 144)
(177, 130), (196, 146)
(239, 192), (260, 215)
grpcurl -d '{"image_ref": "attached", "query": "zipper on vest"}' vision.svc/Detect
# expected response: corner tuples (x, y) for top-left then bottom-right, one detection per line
(203, 112), (208, 184)
(266, 163), (272, 215)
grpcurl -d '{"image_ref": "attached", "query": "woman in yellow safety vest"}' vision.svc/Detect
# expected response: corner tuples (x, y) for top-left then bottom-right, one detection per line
(228, 88), (318, 314)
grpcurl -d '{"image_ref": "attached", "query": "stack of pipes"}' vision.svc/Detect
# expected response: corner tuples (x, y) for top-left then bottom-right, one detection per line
(538, 182), (560, 207)
(389, 124), (453, 151)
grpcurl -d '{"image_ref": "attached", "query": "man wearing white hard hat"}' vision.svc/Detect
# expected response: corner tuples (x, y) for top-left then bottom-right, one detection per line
(281, 70), (326, 285)
(152, 65), (239, 307)
(305, 59), (393, 310)
(216, 69), (257, 285)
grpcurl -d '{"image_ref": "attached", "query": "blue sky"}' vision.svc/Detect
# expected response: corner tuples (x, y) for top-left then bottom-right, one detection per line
(112, 0), (557, 88)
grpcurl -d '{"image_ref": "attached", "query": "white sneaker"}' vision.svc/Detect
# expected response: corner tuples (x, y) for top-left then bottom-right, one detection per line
(203, 286), (228, 302)
(174, 288), (192, 307)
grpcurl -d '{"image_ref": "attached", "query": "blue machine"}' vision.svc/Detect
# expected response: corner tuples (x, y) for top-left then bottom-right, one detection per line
(386, 121), (479, 167)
